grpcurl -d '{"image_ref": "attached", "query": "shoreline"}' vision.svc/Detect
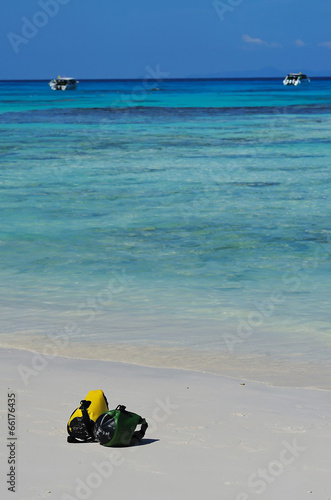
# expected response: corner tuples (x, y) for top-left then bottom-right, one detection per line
(1, 336), (331, 390)
(1, 347), (331, 499)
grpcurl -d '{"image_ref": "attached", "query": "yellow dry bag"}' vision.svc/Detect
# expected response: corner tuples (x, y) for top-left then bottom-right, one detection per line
(67, 390), (109, 443)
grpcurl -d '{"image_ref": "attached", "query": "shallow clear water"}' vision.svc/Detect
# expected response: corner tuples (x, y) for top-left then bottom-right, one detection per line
(0, 78), (330, 381)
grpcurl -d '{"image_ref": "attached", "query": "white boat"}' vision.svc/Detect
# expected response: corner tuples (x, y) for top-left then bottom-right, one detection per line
(283, 73), (310, 86)
(49, 77), (79, 91)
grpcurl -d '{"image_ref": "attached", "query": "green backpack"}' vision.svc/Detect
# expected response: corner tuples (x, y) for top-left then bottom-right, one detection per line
(93, 405), (148, 447)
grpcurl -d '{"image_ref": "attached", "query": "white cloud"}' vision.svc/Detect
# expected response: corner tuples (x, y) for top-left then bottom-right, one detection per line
(242, 34), (266, 45)
(242, 34), (281, 48)
(295, 39), (305, 47)
(318, 41), (331, 48)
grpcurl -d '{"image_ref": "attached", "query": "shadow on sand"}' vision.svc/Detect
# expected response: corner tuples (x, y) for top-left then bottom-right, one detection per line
(134, 438), (159, 446)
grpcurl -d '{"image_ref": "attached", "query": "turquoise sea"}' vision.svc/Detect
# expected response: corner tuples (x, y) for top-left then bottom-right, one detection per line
(0, 78), (330, 385)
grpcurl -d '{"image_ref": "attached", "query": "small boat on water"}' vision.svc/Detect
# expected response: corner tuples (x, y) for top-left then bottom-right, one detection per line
(283, 73), (310, 86)
(49, 77), (79, 91)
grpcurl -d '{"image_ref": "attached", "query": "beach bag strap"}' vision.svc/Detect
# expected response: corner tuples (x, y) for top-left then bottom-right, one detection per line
(80, 400), (95, 438)
(131, 417), (148, 444)
(116, 405), (148, 445)
(67, 400), (95, 444)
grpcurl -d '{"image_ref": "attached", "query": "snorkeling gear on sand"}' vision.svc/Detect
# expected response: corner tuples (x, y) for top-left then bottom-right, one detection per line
(67, 392), (148, 446)
(67, 390), (109, 443)
(93, 405), (148, 447)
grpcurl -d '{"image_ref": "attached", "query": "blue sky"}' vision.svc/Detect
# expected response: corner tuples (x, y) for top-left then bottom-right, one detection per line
(2, 0), (331, 79)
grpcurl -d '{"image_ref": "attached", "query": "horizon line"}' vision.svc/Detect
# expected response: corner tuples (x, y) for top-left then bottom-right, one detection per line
(1, 75), (331, 82)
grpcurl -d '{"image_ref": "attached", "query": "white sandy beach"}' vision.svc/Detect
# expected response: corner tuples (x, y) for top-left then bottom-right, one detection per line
(1, 347), (331, 500)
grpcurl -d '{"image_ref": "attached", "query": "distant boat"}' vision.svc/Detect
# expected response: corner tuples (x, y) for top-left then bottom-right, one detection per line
(49, 77), (79, 91)
(283, 73), (310, 86)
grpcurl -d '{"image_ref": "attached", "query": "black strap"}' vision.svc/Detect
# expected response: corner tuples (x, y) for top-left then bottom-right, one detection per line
(131, 418), (148, 445)
(80, 400), (95, 440)
(67, 400), (95, 444)
(116, 404), (132, 416)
